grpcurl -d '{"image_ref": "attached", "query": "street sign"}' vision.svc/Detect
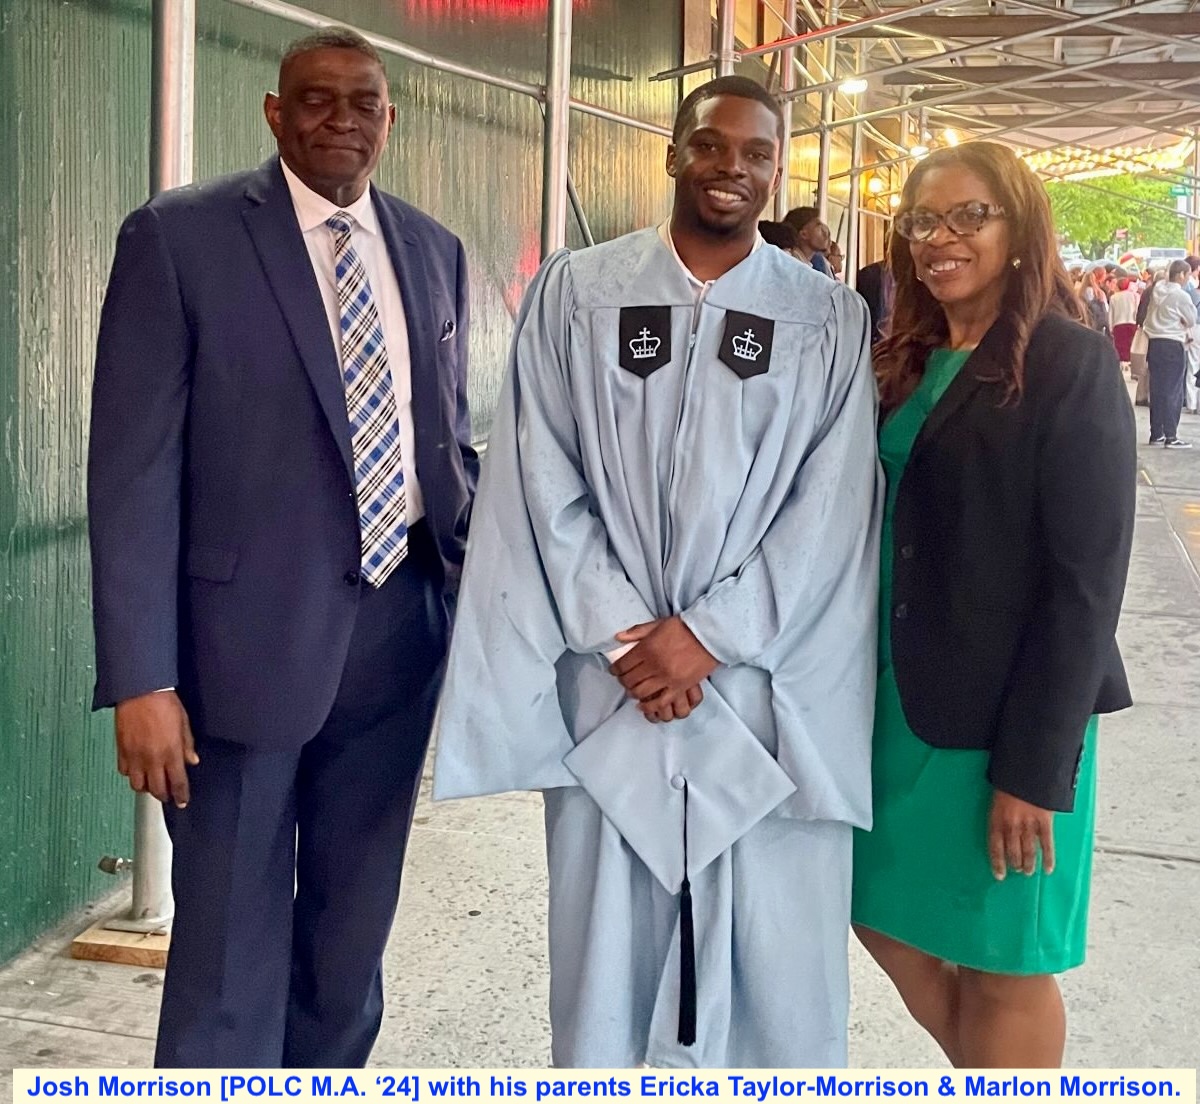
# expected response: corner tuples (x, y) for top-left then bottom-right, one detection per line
(1170, 184), (1190, 197)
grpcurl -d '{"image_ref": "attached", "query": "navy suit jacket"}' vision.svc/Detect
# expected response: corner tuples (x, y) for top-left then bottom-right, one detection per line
(88, 156), (479, 748)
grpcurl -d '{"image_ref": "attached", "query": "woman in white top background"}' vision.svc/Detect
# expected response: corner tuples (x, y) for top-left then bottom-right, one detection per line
(1108, 277), (1140, 366)
(1141, 259), (1197, 448)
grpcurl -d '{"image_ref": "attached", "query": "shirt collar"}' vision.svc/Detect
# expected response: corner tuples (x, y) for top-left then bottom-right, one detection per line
(657, 220), (763, 288)
(280, 158), (379, 237)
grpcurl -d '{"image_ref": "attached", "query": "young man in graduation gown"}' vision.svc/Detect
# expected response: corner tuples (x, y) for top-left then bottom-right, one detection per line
(434, 77), (882, 1068)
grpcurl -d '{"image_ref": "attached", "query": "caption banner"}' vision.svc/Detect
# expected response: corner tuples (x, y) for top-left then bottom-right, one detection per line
(12, 1071), (1198, 1104)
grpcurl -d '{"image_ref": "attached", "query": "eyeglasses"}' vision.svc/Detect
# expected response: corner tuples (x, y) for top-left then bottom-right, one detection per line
(894, 200), (1006, 243)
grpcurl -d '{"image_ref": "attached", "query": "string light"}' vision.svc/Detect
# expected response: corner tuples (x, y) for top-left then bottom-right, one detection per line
(1021, 136), (1193, 180)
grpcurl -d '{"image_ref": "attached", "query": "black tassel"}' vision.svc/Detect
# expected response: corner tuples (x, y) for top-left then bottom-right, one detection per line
(678, 780), (697, 1047)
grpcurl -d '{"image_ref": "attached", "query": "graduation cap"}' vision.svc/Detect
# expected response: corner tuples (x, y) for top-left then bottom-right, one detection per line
(563, 691), (796, 1046)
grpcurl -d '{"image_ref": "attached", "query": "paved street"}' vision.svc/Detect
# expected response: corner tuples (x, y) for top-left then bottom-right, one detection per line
(1, 401), (1197, 1081)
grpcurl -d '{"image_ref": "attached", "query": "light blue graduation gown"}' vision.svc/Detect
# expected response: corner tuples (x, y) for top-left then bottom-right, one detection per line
(434, 227), (882, 1067)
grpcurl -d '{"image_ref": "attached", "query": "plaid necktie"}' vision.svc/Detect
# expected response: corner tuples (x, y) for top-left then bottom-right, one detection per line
(327, 211), (408, 587)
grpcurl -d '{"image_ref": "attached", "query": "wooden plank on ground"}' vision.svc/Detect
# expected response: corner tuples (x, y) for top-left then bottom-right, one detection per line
(69, 923), (169, 969)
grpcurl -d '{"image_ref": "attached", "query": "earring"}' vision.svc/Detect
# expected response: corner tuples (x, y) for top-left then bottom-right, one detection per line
(1011, 257), (1022, 270)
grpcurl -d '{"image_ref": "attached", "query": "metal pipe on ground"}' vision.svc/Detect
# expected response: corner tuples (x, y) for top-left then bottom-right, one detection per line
(102, 0), (196, 938)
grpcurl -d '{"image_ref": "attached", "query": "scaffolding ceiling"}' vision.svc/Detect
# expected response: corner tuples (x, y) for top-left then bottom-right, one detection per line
(819, 0), (1200, 153)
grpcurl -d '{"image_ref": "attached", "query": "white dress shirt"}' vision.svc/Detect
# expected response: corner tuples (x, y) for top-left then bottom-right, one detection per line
(657, 219), (764, 300)
(280, 159), (424, 522)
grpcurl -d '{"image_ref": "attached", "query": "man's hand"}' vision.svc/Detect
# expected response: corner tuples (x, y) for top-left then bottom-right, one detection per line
(611, 616), (719, 718)
(114, 691), (199, 808)
(640, 684), (705, 724)
(988, 789), (1055, 879)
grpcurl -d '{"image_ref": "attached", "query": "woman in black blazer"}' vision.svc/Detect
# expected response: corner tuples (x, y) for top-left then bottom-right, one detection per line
(851, 142), (1136, 1068)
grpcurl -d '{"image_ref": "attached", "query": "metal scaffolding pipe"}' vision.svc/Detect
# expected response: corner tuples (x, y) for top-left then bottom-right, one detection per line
(782, 0), (1181, 101)
(717, 0), (738, 77)
(831, 73), (1200, 182)
(846, 121), (862, 290)
(571, 99), (672, 138)
(792, 38), (1169, 136)
(760, 0), (907, 158)
(566, 169), (595, 248)
(652, 0), (962, 84)
(816, 92), (833, 221)
(541, 0), (572, 257)
(226, 0), (541, 98)
(999, 0), (1200, 73)
(151, 0), (194, 197)
(1193, 130), (1200, 253)
(737, 0), (967, 61)
(774, 0), (798, 219)
(107, 0), (195, 937)
(222, 0), (667, 138)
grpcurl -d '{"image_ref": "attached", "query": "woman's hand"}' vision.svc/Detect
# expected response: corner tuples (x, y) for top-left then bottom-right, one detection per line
(988, 789), (1056, 879)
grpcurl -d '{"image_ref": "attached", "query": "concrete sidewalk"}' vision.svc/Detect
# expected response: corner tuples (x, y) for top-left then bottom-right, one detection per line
(1, 404), (1197, 1082)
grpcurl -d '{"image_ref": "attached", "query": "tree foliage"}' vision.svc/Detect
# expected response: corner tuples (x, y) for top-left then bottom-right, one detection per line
(1044, 174), (1187, 259)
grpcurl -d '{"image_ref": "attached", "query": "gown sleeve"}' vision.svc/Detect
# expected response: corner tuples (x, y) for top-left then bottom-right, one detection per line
(680, 286), (883, 668)
(432, 251), (654, 800)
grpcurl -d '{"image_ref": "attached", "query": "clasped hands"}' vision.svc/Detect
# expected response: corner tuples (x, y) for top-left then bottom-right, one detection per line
(608, 615), (719, 723)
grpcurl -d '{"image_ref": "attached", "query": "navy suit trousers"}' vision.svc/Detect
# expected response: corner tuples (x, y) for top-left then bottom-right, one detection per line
(155, 524), (448, 1068)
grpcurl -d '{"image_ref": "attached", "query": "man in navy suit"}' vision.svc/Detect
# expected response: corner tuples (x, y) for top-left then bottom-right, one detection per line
(87, 27), (477, 1067)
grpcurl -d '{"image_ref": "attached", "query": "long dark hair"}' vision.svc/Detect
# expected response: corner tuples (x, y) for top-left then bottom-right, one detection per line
(874, 142), (1083, 413)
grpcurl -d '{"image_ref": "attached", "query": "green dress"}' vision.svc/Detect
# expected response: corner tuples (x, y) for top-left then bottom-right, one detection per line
(851, 347), (1098, 975)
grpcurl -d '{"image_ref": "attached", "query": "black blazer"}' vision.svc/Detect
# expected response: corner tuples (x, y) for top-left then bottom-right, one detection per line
(888, 312), (1136, 811)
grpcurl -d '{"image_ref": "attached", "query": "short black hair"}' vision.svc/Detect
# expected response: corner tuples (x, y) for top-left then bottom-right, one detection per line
(280, 27), (385, 80)
(758, 220), (799, 250)
(672, 76), (785, 145)
(783, 205), (820, 233)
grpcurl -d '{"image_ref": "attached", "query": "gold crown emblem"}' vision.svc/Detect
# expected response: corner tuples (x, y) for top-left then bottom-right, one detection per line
(630, 327), (661, 360)
(732, 329), (762, 361)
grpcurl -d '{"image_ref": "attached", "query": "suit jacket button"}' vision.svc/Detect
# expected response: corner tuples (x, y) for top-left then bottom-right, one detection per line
(894, 603), (908, 620)
(344, 570), (361, 586)
(900, 544), (915, 560)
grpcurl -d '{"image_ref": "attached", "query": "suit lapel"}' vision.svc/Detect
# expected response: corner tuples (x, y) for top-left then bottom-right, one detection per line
(374, 190), (448, 466)
(241, 158), (354, 481)
(910, 317), (1010, 459)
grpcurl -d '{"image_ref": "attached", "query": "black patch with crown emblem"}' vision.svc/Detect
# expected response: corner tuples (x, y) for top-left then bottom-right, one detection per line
(619, 306), (672, 377)
(719, 311), (774, 379)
